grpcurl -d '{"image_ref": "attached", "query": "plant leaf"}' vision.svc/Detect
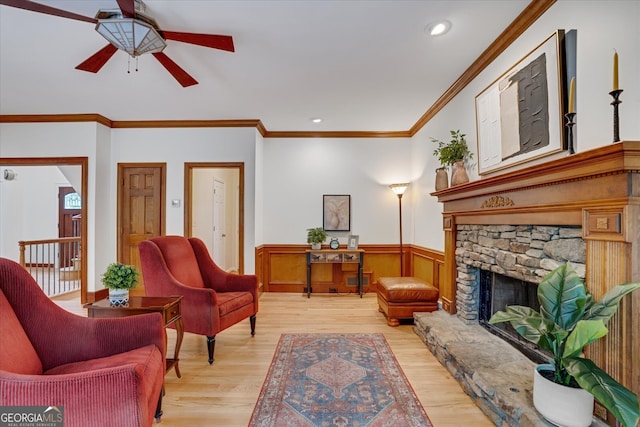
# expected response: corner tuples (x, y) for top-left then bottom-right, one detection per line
(489, 306), (562, 352)
(562, 320), (608, 359)
(565, 358), (640, 427)
(538, 263), (587, 331)
(583, 283), (640, 324)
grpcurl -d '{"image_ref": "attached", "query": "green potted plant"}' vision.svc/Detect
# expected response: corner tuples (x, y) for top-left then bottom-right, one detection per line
(306, 227), (328, 250)
(102, 262), (140, 306)
(489, 263), (640, 427)
(431, 130), (473, 188)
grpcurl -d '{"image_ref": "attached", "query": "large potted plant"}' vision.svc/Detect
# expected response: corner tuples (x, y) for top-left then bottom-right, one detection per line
(102, 262), (140, 306)
(489, 263), (640, 427)
(306, 227), (328, 250)
(431, 130), (473, 188)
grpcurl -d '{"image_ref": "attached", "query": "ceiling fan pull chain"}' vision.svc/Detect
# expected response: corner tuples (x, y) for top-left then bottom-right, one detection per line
(127, 55), (131, 74)
(135, 56), (139, 72)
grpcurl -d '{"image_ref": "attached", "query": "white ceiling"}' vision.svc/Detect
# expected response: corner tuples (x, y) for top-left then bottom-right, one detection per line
(0, 0), (530, 132)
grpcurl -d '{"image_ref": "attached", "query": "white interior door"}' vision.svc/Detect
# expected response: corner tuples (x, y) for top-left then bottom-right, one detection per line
(213, 179), (226, 268)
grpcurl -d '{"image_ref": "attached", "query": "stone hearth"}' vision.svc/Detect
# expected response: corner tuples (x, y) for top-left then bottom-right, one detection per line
(413, 310), (607, 427)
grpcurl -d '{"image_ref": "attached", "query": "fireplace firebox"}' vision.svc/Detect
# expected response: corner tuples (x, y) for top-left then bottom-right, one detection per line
(478, 270), (549, 364)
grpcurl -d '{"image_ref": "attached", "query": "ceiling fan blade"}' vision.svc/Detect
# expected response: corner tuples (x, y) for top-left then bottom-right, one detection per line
(75, 44), (118, 73)
(162, 31), (235, 52)
(152, 52), (198, 87)
(0, 0), (97, 23)
(115, 0), (136, 18)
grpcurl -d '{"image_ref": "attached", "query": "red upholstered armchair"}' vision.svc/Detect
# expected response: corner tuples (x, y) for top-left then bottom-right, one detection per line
(0, 257), (166, 427)
(138, 236), (259, 364)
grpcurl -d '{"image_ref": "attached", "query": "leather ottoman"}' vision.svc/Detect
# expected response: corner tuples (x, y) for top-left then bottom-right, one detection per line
(377, 277), (439, 326)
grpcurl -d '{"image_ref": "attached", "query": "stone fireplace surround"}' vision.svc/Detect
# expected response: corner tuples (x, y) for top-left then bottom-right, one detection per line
(415, 142), (639, 426)
(455, 224), (585, 324)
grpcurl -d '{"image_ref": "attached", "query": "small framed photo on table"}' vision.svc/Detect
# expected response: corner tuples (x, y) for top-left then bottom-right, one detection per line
(347, 235), (359, 250)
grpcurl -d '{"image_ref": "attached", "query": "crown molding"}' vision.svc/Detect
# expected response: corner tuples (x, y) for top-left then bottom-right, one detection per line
(0, 114), (112, 127)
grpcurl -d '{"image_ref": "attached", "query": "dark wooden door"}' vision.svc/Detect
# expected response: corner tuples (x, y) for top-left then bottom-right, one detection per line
(58, 186), (81, 267)
(118, 164), (165, 295)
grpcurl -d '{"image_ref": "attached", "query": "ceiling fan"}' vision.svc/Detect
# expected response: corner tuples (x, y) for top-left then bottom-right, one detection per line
(0, 0), (235, 87)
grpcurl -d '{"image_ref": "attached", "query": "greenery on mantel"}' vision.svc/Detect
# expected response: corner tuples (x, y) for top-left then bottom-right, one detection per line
(431, 130), (473, 169)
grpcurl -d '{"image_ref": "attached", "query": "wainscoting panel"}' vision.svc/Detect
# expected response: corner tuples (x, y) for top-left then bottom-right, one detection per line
(255, 244), (442, 295)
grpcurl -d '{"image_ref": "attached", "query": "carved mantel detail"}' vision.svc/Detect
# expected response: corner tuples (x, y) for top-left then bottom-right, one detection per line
(480, 195), (514, 208)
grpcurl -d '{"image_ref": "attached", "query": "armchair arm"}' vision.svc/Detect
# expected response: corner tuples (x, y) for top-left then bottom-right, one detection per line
(0, 364), (159, 427)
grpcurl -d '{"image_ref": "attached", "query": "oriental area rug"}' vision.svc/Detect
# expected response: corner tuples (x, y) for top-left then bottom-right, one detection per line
(248, 333), (433, 427)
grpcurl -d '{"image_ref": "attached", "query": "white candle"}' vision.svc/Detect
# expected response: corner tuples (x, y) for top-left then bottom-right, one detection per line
(613, 51), (619, 91)
(568, 77), (575, 113)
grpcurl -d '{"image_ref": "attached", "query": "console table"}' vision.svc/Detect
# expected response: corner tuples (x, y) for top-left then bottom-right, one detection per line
(85, 295), (184, 378)
(305, 249), (364, 298)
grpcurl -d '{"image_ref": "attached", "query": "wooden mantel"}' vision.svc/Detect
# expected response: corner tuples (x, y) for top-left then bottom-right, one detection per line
(433, 140), (640, 413)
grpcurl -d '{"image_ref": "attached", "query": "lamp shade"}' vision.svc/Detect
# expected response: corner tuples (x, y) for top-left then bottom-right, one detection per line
(96, 18), (166, 56)
(389, 183), (409, 196)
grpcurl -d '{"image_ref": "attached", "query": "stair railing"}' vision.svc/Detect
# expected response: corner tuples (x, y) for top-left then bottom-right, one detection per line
(18, 237), (82, 297)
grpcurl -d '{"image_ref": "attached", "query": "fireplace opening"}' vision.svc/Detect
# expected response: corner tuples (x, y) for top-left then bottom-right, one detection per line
(478, 270), (549, 364)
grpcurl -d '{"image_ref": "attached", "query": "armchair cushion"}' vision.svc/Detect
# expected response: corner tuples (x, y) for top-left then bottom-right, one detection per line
(0, 289), (42, 375)
(218, 291), (255, 316)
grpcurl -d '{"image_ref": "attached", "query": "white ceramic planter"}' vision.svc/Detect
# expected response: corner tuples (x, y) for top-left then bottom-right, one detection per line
(311, 243), (321, 250)
(533, 364), (594, 427)
(108, 288), (129, 306)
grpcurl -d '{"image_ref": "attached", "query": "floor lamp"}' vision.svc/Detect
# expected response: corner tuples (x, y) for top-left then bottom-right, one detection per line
(389, 183), (409, 276)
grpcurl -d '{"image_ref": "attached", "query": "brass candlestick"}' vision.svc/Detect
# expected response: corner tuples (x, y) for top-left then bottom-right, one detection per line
(609, 89), (623, 142)
(564, 112), (576, 154)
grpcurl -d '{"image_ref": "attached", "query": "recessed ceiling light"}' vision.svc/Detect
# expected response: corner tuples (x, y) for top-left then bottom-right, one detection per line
(425, 20), (451, 37)
(310, 118), (323, 123)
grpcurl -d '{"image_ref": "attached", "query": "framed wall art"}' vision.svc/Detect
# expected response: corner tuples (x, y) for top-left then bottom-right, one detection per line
(323, 194), (350, 231)
(475, 30), (567, 175)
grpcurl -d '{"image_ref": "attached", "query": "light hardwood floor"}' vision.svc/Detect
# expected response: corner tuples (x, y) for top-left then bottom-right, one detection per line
(54, 291), (493, 426)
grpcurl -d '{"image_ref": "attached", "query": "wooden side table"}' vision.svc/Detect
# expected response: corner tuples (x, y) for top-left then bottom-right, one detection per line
(306, 249), (365, 298)
(85, 295), (184, 378)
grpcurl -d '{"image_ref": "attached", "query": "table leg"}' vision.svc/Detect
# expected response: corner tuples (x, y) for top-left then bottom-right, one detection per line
(173, 317), (184, 378)
(306, 253), (312, 298)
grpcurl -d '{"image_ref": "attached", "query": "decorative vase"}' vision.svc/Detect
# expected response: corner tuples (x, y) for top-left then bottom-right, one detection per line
(435, 168), (449, 191)
(311, 243), (321, 250)
(533, 364), (594, 427)
(109, 288), (129, 306)
(450, 160), (469, 186)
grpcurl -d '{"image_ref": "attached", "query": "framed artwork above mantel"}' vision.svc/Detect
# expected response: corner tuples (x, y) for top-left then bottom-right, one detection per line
(475, 30), (567, 175)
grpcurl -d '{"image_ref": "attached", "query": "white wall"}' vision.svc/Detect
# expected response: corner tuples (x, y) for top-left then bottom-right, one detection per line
(262, 137), (413, 246)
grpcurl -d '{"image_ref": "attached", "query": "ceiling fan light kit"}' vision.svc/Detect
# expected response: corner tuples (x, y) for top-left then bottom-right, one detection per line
(96, 16), (167, 57)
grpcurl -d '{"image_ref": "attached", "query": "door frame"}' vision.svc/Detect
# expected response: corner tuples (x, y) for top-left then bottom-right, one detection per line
(184, 162), (244, 273)
(116, 163), (166, 262)
(0, 157), (89, 302)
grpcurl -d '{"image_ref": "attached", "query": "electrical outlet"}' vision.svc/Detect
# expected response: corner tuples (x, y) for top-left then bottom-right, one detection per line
(329, 288), (338, 293)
